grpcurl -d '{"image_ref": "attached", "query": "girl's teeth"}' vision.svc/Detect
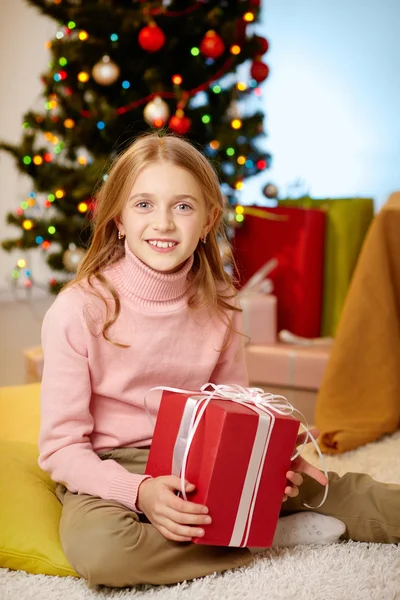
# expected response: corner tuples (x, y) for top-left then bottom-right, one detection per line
(148, 241), (176, 248)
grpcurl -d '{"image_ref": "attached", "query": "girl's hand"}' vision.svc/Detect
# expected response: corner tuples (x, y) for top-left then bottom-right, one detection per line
(282, 428), (329, 502)
(137, 475), (212, 542)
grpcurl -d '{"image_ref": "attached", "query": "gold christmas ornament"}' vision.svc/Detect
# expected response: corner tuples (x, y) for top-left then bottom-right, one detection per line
(92, 56), (120, 86)
(62, 244), (85, 272)
(143, 96), (170, 127)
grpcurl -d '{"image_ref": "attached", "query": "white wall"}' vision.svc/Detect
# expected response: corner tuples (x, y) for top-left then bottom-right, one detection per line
(0, 0), (54, 297)
(1, 0), (400, 295)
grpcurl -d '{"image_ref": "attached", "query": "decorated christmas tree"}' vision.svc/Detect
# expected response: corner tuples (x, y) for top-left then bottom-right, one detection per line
(1, 0), (270, 293)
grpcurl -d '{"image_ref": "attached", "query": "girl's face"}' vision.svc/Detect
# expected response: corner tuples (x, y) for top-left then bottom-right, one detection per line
(116, 161), (216, 273)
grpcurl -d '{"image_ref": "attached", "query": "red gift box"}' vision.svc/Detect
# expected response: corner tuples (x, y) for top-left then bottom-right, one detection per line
(232, 206), (326, 338)
(145, 389), (300, 547)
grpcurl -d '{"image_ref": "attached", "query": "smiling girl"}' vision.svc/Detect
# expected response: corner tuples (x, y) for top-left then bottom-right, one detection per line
(39, 133), (400, 589)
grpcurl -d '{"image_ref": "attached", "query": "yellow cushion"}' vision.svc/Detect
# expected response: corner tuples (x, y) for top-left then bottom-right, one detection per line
(0, 384), (78, 577)
(0, 383), (41, 444)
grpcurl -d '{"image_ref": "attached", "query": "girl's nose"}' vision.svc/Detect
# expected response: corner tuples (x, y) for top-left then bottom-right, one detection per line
(153, 210), (174, 231)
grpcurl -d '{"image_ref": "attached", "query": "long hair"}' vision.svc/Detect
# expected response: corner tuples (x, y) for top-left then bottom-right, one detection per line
(66, 132), (240, 346)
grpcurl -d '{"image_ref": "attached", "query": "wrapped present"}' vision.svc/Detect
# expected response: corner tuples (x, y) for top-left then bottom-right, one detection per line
(232, 206), (326, 338)
(240, 294), (277, 345)
(145, 384), (326, 548)
(245, 340), (332, 391)
(238, 259), (278, 345)
(23, 346), (44, 383)
(278, 197), (374, 336)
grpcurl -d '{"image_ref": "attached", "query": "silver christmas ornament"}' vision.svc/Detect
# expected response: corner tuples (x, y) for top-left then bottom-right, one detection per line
(92, 56), (120, 86)
(143, 96), (170, 126)
(62, 244), (85, 272)
(263, 183), (279, 199)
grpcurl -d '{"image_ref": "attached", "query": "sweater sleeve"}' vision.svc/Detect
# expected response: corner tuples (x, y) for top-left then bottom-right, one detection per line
(38, 289), (151, 512)
(209, 300), (250, 387)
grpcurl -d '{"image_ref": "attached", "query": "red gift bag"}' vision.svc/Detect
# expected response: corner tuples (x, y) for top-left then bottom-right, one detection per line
(232, 206), (326, 338)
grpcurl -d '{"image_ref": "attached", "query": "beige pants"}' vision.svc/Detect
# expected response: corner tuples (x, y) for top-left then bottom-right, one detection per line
(56, 448), (400, 588)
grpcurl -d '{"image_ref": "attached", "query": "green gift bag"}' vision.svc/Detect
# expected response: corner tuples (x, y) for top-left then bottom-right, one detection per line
(278, 197), (374, 336)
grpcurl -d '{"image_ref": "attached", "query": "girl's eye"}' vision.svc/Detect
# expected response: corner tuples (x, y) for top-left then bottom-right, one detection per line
(176, 203), (192, 211)
(135, 202), (151, 209)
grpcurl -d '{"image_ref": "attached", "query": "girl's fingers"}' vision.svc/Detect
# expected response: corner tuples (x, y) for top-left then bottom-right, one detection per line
(157, 525), (192, 543)
(285, 485), (299, 498)
(286, 471), (303, 486)
(284, 471), (303, 499)
(163, 506), (212, 527)
(169, 494), (209, 515)
(158, 518), (206, 541)
(294, 457), (329, 486)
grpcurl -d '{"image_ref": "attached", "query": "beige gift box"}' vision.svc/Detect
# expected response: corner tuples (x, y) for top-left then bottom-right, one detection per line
(23, 346), (44, 384)
(245, 343), (332, 424)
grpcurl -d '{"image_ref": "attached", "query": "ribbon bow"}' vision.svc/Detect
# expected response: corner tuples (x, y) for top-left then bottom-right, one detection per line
(144, 383), (329, 510)
(238, 258), (278, 296)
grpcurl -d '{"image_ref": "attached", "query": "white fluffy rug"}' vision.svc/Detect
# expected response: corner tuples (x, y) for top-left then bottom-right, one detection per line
(2, 432), (400, 600)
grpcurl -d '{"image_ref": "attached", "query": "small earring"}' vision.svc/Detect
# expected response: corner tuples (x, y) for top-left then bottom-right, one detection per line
(201, 234), (207, 244)
(118, 231), (125, 240)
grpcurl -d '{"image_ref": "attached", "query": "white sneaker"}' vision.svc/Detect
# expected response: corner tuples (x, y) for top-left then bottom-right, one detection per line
(272, 512), (346, 547)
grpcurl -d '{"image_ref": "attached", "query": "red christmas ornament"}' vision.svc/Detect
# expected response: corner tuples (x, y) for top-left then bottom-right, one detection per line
(250, 59), (269, 83)
(256, 36), (269, 55)
(138, 22), (165, 52)
(199, 30), (225, 59)
(169, 112), (191, 135)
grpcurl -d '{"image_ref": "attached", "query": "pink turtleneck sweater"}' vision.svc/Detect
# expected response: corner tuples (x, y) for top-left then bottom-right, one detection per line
(38, 243), (248, 512)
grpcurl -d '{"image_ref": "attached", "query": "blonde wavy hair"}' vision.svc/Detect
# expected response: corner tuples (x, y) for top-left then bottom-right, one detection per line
(66, 132), (240, 346)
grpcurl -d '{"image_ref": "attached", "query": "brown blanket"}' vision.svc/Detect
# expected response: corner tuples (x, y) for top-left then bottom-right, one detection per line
(316, 204), (400, 453)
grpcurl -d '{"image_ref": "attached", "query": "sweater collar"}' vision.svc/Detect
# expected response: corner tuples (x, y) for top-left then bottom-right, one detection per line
(112, 240), (194, 304)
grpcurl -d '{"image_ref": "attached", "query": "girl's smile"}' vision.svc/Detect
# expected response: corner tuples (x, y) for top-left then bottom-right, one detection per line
(145, 239), (179, 253)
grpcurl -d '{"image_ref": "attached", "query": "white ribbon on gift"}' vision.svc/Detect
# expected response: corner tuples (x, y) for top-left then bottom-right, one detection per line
(239, 258), (278, 295)
(144, 383), (329, 546)
(279, 329), (334, 347)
